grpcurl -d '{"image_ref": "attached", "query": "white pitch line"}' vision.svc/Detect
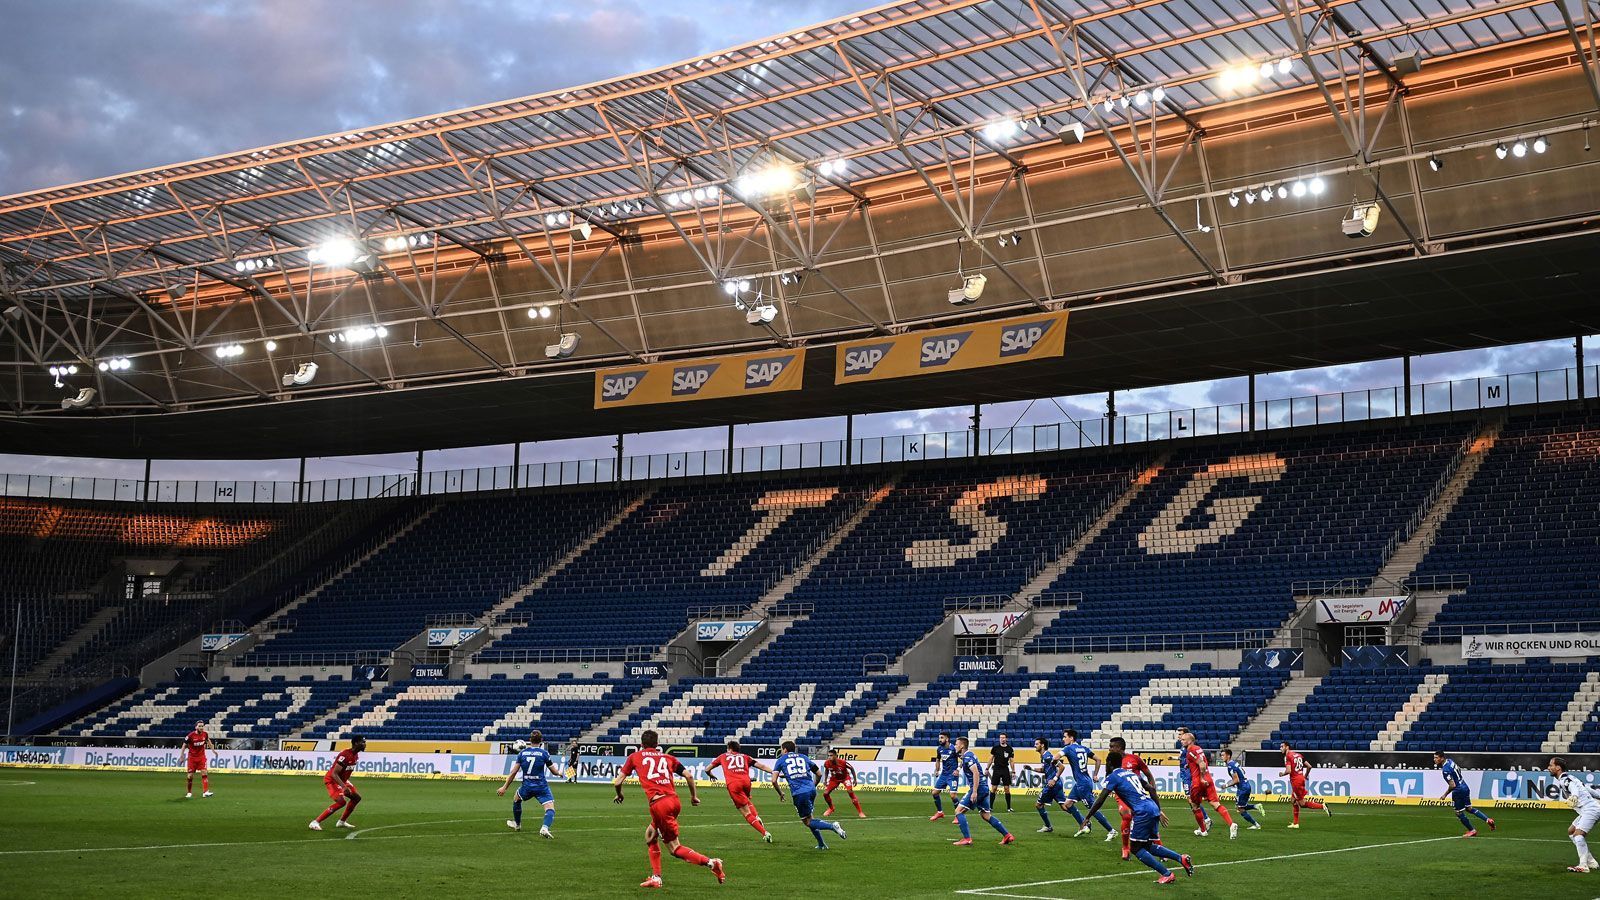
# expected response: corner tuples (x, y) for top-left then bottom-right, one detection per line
(956, 835), (1463, 896)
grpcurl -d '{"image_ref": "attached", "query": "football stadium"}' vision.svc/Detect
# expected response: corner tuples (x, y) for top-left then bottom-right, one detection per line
(3, 0), (1600, 895)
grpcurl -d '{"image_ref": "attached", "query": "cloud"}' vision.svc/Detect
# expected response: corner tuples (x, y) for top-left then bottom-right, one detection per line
(0, 0), (867, 196)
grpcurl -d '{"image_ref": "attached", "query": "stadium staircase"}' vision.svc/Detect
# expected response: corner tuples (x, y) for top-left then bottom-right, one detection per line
(295, 682), (391, 740)
(1227, 674), (1323, 750)
(1545, 672), (1600, 754)
(233, 503), (440, 660)
(741, 478), (898, 621)
(474, 489), (654, 627)
(1370, 418), (1501, 589)
(582, 681), (676, 742)
(1370, 671), (1451, 750)
(27, 606), (122, 678)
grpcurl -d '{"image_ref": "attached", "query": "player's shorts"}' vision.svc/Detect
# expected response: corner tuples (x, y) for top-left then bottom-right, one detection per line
(324, 778), (352, 801)
(1572, 808), (1600, 834)
(1235, 785), (1252, 806)
(992, 767), (1013, 787)
(1290, 777), (1309, 801)
(1068, 778), (1096, 804)
(1129, 807), (1161, 843)
(958, 787), (992, 813)
(517, 782), (554, 805)
(186, 756), (208, 773)
(1449, 786), (1472, 811)
(1189, 780), (1221, 805)
(725, 781), (752, 806)
(825, 777), (851, 793)
(648, 795), (682, 842)
(791, 789), (818, 819)
(1038, 781), (1066, 804)
(934, 773), (959, 792)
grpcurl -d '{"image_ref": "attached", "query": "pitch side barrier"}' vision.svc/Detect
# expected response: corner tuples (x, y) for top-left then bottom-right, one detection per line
(0, 744), (1581, 809)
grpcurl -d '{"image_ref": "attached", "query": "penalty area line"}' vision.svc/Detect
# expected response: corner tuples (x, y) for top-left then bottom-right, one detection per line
(955, 835), (1463, 897)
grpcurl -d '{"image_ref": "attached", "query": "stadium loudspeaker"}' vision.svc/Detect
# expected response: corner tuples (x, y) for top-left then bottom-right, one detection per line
(1393, 50), (1421, 75)
(545, 333), (580, 359)
(1341, 203), (1381, 238)
(61, 387), (96, 410)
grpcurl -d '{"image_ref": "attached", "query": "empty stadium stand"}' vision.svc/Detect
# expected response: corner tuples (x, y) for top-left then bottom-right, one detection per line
(241, 490), (629, 661)
(1027, 424), (1474, 651)
(478, 478), (868, 660)
(310, 675), (654, 743)
(1270, 660), (1600, 752)
(601, 677), (908, 747)
(1413, 410), (1600, 640)
(856, 667), (1290, 752)
(740, 458), (1142, 676)
(65, 679), (367, 739)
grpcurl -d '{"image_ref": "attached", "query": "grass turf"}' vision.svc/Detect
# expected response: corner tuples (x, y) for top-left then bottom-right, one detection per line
(0, 769), (1594, 898)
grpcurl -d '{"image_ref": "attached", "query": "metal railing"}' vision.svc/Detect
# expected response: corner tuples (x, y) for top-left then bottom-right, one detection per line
(3, 362), (1594, 507)
(686, 605), (758, 621)
(1029, 590), (1084, 609)
(1021, 628), (1278, 654)
(943, 594), (1018, 612)
(1378, 433), (1473, 567)
(1402, 574), (1472, 593)
(234, 650), (389, 668)
(861, 653), (891, 675)
(471, 645), (660, 664)
(1424, 620), (1599, 641)
(769, 601), (816, 618)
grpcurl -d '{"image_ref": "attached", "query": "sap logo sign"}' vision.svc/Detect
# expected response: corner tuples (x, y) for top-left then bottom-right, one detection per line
(998, 319), (1056, 357)
(696, 623), (723, 640)
(744, 355), (795, 389)
(601, 371), (648, 402)
(843, 342), (895, 375)
(671, 363), (720, 396)
(1380, 772), (1424, 796)
(450, 756), (476, 774)
(920, 332), (973, 367)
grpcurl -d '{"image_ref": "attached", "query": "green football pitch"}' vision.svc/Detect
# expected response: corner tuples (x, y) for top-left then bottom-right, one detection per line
(1, 769), (1595, 898)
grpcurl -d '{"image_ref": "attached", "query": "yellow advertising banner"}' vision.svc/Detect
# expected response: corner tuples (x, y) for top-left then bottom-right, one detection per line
(594, 348), (807, 409)
(834, 309), (1069, 384)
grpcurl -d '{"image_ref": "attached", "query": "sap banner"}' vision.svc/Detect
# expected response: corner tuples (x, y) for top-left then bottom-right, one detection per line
(1, 745), (1574, 807)
(595, 348), (806, 409)
(696, 620), (761, 642)
(1315, 595), (1407, 624)
(835, 310), (1067, 385)
(954, 612), (1025, 635)
(1461, 632), (1600, 659)
(427, 627), (481, 648)
(200, 633), (248, 652)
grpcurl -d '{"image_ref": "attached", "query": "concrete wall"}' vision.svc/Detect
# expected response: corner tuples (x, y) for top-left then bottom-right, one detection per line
(1014, 648), (1244, 672)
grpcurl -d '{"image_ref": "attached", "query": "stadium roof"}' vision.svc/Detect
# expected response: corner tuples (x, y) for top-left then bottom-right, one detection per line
(2, 0), (1599, 457)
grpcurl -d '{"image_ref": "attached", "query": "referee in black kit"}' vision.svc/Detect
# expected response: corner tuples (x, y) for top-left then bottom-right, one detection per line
(989, 733), (1015, 812)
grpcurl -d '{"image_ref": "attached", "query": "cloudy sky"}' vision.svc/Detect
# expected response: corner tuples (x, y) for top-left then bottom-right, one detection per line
(0, 1), (1592, 481)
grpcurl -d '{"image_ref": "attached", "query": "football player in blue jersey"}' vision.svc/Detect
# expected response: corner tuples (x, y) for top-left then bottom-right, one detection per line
(497, 730), (559, 837)
(930, 731), (961, 822)
(1033, 737), (1068, 833)
(1219, 748), (1263, 828)
(1086, 747), (1193, 884)
(1434, 751), (1494, 837)
(1060, 728), (1116, 838)
(774, 740), (848, 850)
(951, 736), (1014, 846)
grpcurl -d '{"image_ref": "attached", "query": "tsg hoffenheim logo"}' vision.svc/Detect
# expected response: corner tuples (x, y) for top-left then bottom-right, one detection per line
(920, 332), (973, 368)
(998, 319), (1056, 357)
(671, 363), (720, 396)
(843, 342), (895, 376)
(600, 370), (649, 402)
(744, 354), (795, 389)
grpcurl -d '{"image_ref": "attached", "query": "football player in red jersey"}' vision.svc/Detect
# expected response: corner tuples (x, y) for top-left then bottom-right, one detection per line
(707, 739), (783, 841)
(1279, 741), (1331, 828)
(614, 730), (725, 889)
(310, 736), (366, 831)
(822, 749), (866, 818)
(1108, 736), (1158, 860)
(1178, 728), (1236, 838)
(182, 720), (214, 798)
